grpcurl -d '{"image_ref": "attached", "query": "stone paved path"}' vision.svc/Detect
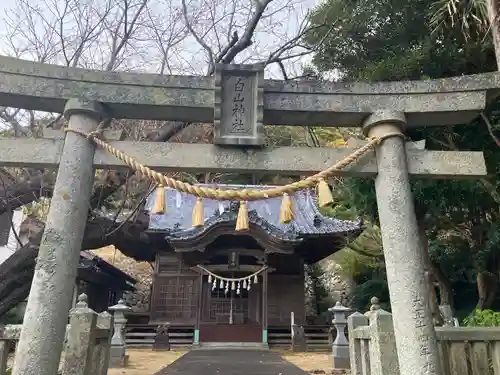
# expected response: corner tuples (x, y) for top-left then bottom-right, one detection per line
(153, 349), (311, 375)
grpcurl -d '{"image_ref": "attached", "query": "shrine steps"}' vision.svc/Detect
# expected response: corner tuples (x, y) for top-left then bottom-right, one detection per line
(194, 342), (269, 350)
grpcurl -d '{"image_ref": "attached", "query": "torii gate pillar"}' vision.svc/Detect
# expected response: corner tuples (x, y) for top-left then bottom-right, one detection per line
(12, 99), (104, 375)
(364, 110), (443, 375)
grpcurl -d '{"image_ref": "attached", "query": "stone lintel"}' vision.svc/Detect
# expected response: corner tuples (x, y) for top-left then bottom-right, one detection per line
(0, 138), (486, 179)
(0, 55), (491, 127)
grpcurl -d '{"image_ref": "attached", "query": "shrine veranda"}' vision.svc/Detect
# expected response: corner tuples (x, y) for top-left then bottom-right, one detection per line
(0, 56), (492, 375)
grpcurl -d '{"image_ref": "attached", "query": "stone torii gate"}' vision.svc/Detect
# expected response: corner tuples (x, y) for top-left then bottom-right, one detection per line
(0, 57), (492, 375)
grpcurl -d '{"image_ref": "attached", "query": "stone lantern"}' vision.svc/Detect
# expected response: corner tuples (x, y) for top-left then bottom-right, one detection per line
(328, 301), (351, 369)
(108, 299), (131, 367)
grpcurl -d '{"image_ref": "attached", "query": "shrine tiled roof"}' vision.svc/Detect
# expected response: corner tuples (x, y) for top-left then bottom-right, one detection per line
(145, 184), (362, 243)
(80, 250), (137, 290)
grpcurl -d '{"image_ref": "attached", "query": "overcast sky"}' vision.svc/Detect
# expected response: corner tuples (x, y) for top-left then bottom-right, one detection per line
(0, 0), (321, 78)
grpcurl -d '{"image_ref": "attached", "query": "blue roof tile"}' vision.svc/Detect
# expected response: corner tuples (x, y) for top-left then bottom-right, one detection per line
(145, 184), (361, 240)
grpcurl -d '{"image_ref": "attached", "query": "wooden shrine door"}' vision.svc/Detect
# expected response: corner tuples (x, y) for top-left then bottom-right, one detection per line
(199, 275), (262, 342)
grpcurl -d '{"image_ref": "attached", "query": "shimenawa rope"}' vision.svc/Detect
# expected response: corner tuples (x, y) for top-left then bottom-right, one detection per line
(196, 264), (267, 282)
(64, 127), (403, 201)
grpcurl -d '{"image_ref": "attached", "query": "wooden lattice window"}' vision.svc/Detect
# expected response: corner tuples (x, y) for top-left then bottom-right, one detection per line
(152, 276), (198, 323)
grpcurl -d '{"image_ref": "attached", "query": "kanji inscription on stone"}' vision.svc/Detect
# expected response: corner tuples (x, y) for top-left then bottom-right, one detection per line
(214, 63), (265, 147)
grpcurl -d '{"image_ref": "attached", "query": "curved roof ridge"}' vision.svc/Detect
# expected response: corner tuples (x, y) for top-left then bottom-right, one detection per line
(166, 207), (300, 243)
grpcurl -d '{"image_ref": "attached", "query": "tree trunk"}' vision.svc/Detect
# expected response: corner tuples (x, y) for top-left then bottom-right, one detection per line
(476, 271), (498, 310)
(477, 272), (487, 309)
(487, 0), (500, 68)
(0, 171), (54, 215)
(418, 220), (454, 325)
(485, 275), (498, 308)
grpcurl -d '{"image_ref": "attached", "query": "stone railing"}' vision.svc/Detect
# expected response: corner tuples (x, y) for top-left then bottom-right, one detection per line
(348, 297), (500, 375)
(0, 294), (113, 375)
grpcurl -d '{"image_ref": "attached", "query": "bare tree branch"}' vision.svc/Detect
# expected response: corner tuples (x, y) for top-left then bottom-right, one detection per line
(181, 0), (216, 73)
(263, 18), (335, 69)
(221, 0), (274, 64)
(105, 0), (149, 71)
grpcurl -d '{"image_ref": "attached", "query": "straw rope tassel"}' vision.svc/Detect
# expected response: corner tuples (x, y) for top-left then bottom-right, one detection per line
(279, 193), (294, 224)
(192, 197), (204, 227)
(152, 184), (166, 214)
(235, 201), (249, 232)
(317, 178), (334, 208)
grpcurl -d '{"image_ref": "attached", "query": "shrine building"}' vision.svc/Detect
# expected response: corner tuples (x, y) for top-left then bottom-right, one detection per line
(142, 184), (362, 346)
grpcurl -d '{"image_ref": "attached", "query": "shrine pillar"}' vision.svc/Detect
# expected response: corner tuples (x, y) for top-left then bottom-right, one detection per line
(12, 99), (104, 375)
(262, 267), (268, 344)
(194, 272), (203, 345)
(363, 110), (443, 375)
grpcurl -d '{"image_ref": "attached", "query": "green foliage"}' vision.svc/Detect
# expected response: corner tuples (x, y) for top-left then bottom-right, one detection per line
(333, 249), (379, 283)
(305, 263), (334, 322)
(305, 0), (496, 82)
(463, 309), (500, 327)
(305, 0), (500, 313)
(351, 279), (391, 312)
(0, 308), (23, 324)
(346, 226), (383, 257)
(430, 0), (489, 39)
(427, 236), (473, 282)
(23, 197), (50, 221)
(332, 225), (388, 311)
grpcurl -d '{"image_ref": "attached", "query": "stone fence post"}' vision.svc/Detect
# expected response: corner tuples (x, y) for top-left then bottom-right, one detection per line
(61, 294), (98, 375)
(347, 297), (400, 375)
(93, 311), (113, 375)
(365, 298), (399, 375)
(0, 296), (113, 375)
(347, 311), (369, 375)
(109, 300), (131, 367)
(329, 301), (351, 370)
(0, 328), (11, 375)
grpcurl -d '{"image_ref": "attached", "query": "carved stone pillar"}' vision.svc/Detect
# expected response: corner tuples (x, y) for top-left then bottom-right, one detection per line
(12, 99), (104, 375)
(363, 111), (443, 375)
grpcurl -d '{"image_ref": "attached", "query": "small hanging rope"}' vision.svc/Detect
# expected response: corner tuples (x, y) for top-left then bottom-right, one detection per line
(64, 127), (404, 202)
(197, 264), (268, 282)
